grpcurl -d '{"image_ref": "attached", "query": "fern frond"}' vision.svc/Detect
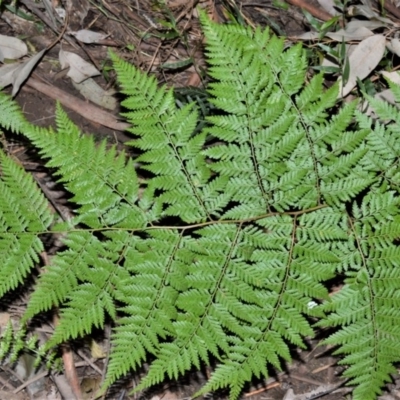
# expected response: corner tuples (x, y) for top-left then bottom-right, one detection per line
(317, 192), (400, 400)
(356, 95), (400, 193)
(192, 210), (342, 398)
(111, 52), (220, 223)
(0, 92), (31, 133)
(1, 11), (400, 400)
(0, 150), (53, 297)
(22, 104), (147, 229)
(103, 229), (183, 387)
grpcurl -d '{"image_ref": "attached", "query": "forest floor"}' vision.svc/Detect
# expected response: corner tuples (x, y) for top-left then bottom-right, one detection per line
(1, 0), (400, 399)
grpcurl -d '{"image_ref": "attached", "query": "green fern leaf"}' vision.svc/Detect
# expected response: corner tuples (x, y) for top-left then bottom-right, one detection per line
(2, 11), (400, 400)
(0, 150), (53, 297)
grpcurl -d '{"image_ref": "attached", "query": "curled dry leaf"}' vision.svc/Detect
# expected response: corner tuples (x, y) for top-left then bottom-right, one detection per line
(338, 34), (386, 98)
(0, 49), (46, 96)
(11, 49), (46, 96)
(59, 49), (100, 83)
(0, 34), (28, 62)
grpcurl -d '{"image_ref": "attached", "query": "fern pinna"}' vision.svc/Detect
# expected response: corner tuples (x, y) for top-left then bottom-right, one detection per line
(0, 13), (400, 400)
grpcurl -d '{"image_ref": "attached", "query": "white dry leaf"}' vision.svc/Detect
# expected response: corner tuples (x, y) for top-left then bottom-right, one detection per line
(362, 71), (400, 116)
(72, 78), (117, 110)
(292, 384), (341, 400)
(11, 49), (46, 96)
(59, 49), (100, 83)
(362, 89), (394, 117)
(345, 19), (388, 31)
(322, 43), (356, 74)
(0, 49), (45, 96)
(386, 38), (400, 57)
(0, 35), (28, 62)
(338, 34), (386, 98)
(348, 4), (395, 26)
(70, 29), (109, 44)
(283, 389), (296, 400)
(0, 63), (20, 88)
(317, 0), (340, 16)
(325, 26), (374, 41)
(381, 70), (400, 85)
(55, 7), (66, 21)
(321, 56), (338, 70)
(293, 31), (319, 41)
(42, 0), (57, 30)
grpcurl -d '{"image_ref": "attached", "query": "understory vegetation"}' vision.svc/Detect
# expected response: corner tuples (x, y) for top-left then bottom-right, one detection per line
(1, 10), (400, 400)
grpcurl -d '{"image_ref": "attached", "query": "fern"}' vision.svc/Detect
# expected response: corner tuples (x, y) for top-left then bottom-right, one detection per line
(0, 14), (400, 400)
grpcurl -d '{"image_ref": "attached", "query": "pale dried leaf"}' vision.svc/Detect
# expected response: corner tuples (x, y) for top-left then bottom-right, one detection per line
(381, 71), (400, 85)
(361, 89), (395, 117)
(321, 57), (338, 69)
(11, 49), (46, 97)
(338, 34), (386, 97)
(344, 19), (388, 30)
(0, 35), (28, 62)
(283, 389), (296, 400)
(298, 384), (341, 400)
(386, 38), (400, 57)
(42, 0), (57, 30)
(325, 26), (373, 41)
(70, 29), (109, 44)
(89, 338), (106, 359)
(59, 49), (100, 83)
(72, 78), (116, 110)
(347, 4), (394, 25)
(317, 0), (340, 15)
(293, 31), (319, 40)
(0, 63), (19, 88)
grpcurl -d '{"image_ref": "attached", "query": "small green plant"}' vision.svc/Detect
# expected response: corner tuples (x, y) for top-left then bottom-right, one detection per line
(1, 13), (400, 400)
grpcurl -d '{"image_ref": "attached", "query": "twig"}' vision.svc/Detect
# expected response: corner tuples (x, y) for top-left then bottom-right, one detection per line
(61, 344), (82, 399)
(0, 373), (17, 390)
(285, 0), (334, 21)
(25, 76), (130, 131)
(243, 381), (280, 397)
(289, 373), (325, 386)
(18, 0), (78, 49)
(77, 350), (103, 375)
(13, 370), (48, 394)
(383, 0), (400, 20)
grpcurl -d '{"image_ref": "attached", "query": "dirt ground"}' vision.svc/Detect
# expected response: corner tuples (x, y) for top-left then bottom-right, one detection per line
(1, 1), (400, 399)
